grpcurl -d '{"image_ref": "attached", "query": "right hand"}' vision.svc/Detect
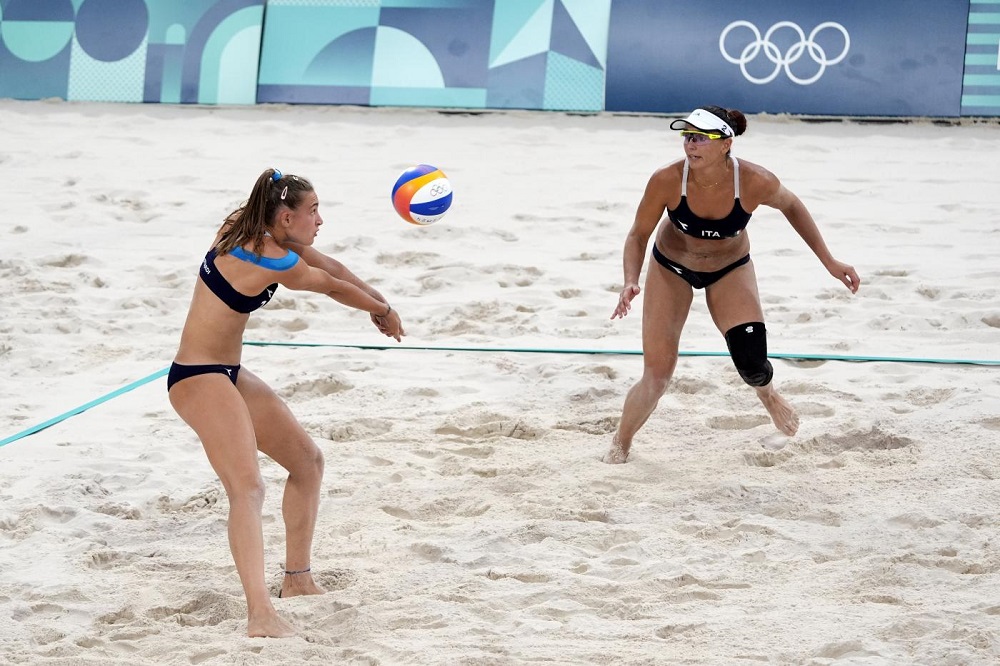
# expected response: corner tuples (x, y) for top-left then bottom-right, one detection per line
(372, 308), (405, 342)
(611, 284), (641, 319)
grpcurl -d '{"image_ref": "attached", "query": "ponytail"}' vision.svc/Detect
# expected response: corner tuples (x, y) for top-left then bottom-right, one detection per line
(217, 168), (314, 256)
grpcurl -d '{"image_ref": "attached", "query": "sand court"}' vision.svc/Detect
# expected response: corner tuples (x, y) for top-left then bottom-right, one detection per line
(1, 100), (999, 664)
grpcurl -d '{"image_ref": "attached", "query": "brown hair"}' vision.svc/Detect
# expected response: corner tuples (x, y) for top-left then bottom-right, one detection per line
(701, 105), (748, 137)
(216, 168), (314, 256)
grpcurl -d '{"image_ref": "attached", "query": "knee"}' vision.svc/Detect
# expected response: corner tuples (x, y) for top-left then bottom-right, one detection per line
(307, 442), (325, 480)
(725, 322), (774, 387)
(223, 474), (266, 510)
(291, 439), (325, 484)
(641, 364), (674, 396)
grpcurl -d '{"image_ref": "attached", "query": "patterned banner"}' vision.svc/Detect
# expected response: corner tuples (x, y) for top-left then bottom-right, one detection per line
(962, 0), (1000, 115)
(256, 0), (610, 112)
(0, 0), (264, 104)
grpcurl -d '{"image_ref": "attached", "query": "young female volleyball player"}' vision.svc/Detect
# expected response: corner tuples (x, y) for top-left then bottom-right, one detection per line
(606, 106), (860, 464)
(168, 169), (404, 637)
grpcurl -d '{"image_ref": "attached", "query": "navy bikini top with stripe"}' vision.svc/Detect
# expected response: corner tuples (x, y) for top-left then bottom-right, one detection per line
(199, 245), (300, 314)
(667, 157), (752, 240)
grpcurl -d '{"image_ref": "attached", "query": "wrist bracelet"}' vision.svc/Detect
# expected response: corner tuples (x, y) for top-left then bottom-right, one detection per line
(382, 304), (392, 317)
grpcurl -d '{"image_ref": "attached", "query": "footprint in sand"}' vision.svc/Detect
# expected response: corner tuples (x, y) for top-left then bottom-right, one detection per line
(978, 417), (1000, 431)
(435, 413), (543, 441)
(492, 264), (543, 288)
(157, 487), (221, 513)
(277, 317), (309, 332)
(325, 418), (392, 442)
(40, 254), (88, 268)
(795, 401), (836, 418)
(280, 375), (353, 399)
(743, 448), (794, 468)
(810, 425), (915, 454)
(375, 250), (442, 268)
(706, 414), (772, 430)
(381, 497), (491, 522)
(655, 623), (706, 639)
(553, 416), (618, 434)
(147, 590), (243, 627)
(86, 549), (133, 570)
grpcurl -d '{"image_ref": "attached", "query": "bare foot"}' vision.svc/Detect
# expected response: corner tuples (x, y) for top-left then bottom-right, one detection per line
(280, 572), (326, 599)
(756, 384), (799, 436)
(602, 438), (630, 464)
(247, 609), (297, 638)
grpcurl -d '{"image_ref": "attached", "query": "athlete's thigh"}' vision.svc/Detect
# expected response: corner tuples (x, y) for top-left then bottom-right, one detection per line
(641, 261), (694, 366)
(169, 374), (260, 485)
(235, 367), (319, 471)
(704, 260), (765, 333)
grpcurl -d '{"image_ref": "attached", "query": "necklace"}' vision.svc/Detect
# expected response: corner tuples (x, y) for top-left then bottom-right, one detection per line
(692, 161), (730, 189)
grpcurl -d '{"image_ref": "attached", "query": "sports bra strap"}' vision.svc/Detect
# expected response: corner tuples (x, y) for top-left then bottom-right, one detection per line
(680, 157), (740, 200)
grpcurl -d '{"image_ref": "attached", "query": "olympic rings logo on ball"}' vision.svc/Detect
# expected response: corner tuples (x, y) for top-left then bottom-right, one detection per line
(719, 20), (850, 85)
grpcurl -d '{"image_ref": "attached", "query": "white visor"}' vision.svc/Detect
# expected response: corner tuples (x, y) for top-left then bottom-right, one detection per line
(669, 108), (734, 137)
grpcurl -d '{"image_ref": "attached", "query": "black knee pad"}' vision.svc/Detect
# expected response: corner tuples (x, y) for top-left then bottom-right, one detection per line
(725, 322), (773, 387)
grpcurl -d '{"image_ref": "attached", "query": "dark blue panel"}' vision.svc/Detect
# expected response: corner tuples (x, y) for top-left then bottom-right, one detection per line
(256, 84), (371, 106)
(486, 51), (547, 109)
(75, 0), (149, 62)
(551, 0), (600, 68)
(379, 3), (493, 87)
(606, 0), (969, 117)
(3, 0), (74, 21)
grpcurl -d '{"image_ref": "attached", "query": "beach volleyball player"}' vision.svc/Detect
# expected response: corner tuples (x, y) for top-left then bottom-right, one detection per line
(167, 169), (404, 637)
(606, 106), (860, 464)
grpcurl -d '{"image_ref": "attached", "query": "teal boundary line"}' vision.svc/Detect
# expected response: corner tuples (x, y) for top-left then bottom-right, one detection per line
(2, 344), (997, 449)
(1, 368), (169, 448)
(242, 341), (1000, 366)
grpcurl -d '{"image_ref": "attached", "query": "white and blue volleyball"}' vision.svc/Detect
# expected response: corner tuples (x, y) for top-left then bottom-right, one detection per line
(391, 164), (452, 225)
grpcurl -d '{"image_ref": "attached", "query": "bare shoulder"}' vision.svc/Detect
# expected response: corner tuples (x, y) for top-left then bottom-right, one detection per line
(649, 159), (684, 188)
(735, 158), (782, 206)
(642, 160), (684, 209)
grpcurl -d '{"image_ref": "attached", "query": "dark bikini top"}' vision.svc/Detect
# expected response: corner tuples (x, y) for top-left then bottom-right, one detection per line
(667, 157), (752, 240)
(199, 246), (299, 314)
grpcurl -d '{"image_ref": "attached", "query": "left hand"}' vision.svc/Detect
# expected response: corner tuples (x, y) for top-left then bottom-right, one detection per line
(827, 259), (861, 293)
(371, 308), (405, 342)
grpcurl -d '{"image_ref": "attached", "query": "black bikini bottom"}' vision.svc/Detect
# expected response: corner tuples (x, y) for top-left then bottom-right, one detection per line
(167, 362), (241, 391)
(652, 244), (750, 290)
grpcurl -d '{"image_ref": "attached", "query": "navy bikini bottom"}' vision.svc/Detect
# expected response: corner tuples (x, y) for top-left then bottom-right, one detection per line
(652, 244), (750, 290)
(167, 362), (241, 391)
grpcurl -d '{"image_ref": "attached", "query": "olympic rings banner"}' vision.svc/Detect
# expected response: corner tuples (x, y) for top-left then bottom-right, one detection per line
(605, 0), (971, 117)
(0, 0), (995, 118)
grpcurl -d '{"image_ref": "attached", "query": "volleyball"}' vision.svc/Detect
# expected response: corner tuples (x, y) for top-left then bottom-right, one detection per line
(391, 164), (452, 225)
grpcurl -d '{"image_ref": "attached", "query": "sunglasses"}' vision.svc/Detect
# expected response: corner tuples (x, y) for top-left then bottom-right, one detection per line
(680, 130), (725, 144)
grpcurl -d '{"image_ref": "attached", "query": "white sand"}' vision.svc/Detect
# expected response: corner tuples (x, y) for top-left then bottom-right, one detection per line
(1, 99), (999, 665)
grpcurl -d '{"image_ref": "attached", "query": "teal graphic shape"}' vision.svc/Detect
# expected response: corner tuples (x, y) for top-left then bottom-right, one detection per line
(543, 50), (602, 111)
(1, 20), (75, 61)
(490, 0), (551, 68)
(68, 34), (146, 101)
(259, 5), (379, 84)
(559, 0), (609, 68)
(197, 6), (263, 104)
(304, 26), (377, 86)
(372, 25), (444, 87)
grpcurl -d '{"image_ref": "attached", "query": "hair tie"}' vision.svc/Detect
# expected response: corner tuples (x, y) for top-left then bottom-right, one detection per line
(271, 169), (282, 182)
